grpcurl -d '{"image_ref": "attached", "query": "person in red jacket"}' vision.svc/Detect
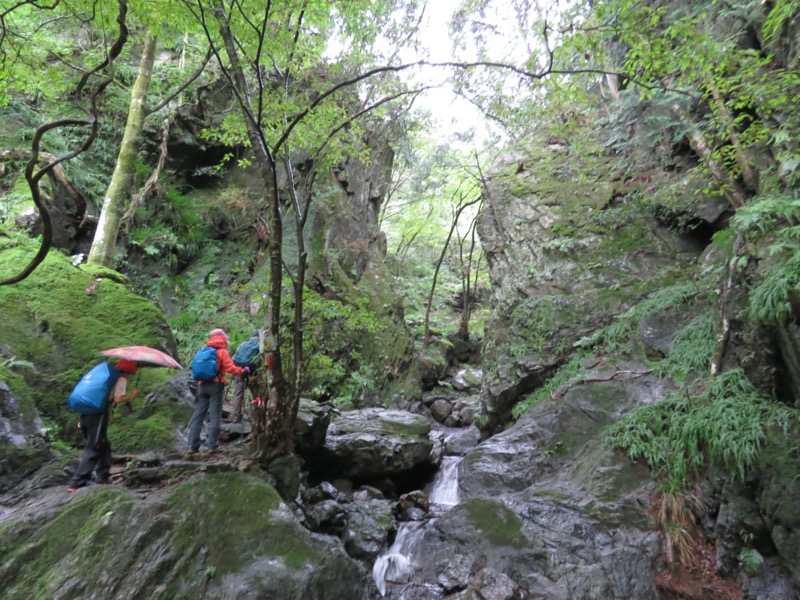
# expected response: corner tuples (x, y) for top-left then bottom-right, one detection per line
(186, 328), (248, 454)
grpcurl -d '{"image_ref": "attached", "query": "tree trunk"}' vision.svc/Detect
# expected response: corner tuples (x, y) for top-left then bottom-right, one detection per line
(424, 194), (480, 346)
(458, 215), (480, 340)
(214, 6), (291, 458)
(671, 101), (749, 209)
(283, 156), (311, 436)
(87, 33), (157, 267)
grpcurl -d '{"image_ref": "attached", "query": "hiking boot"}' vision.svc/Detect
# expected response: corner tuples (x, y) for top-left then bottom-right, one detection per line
(207, 448), (219, 455)
(186, 449), (198, 456)
(67, 487), (79, 493)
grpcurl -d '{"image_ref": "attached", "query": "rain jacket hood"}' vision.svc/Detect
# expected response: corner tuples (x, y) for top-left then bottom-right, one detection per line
(207, 334), (229, 349)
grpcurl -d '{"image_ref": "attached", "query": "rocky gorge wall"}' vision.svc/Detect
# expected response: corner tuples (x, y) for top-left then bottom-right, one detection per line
(469, 123), (800, 597)
(476, 138), (711, 430)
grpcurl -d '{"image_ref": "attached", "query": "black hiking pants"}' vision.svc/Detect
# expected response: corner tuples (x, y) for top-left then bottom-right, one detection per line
(71, 411), (112, 487)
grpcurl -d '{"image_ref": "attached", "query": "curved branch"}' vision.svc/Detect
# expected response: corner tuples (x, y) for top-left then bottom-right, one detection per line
(275, 59), (695, 155)
(0, 149), (88, 217)
(76, 1), (128, 93)
(0, 0), (128, 286)
(0, 0), (60, 21)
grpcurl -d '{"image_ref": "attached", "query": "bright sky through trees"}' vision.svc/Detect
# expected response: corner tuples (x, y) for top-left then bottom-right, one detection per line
(412, 0), (495, 144)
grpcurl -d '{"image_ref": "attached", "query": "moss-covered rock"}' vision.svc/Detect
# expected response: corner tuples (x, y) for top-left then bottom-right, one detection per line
(0, 472), (369, 599)
(463, 496), (527, 548)
(309, 408), (433, 482)
(0, 377), (54, 493)
(0, 237), (180, 447)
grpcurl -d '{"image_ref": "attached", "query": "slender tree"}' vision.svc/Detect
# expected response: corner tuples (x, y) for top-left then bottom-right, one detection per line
(86, 28), (212, 267)
(182, 0), (427, 458)
(87, 32), (157, 267)
(455, 210), (482, 341)
(423, 184), (480, 346)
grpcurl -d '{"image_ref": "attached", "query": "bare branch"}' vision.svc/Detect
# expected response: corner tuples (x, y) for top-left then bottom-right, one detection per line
(145, 47), (212, 115)
(276, 59), (695, 155)
(76, 0), (128, 94)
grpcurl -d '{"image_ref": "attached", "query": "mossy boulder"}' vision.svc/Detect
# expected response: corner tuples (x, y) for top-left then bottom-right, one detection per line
(0, 237), (182, 449)
(309, 408), (433, 482)
(0, 472), (370, 599)
(0, 380), (51, 492)
(460, 358), (662, 498)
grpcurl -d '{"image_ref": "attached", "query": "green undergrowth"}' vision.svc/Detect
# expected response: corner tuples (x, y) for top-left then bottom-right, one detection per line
(595, 193), (800, 493)
(601, 191), (800, 493)
(602, 304), (788, 493)
(651, 312), (716, 382)
(606, 369), (794, 492)
(166, 243), (416, 407)
(599, 281), (712, 354)
(0, 101), (122, 219)
(511, 279), (713, 419)
(731, 192), (800, 326)
(511, 261), (794, 495)
(168, 283), (256, 360)
(276, 271), (415, 406)
(749, 249), (800, 326)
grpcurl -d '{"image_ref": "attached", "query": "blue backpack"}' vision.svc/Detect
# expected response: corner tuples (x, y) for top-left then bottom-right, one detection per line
(67, 362), (120, 414)
(191, 347), (219, 382)
(233, 338), (261, 369)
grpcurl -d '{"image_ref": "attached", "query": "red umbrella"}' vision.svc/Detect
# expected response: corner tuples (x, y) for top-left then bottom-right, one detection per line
(100, 346), (183, 369)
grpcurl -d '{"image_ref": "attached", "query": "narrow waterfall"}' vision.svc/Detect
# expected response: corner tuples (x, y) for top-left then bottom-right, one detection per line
(427, 456), (460, 506)
(373, 456), (462, 597)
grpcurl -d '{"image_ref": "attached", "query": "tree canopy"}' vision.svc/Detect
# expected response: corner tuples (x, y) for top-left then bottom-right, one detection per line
(1, 0), (798, 471)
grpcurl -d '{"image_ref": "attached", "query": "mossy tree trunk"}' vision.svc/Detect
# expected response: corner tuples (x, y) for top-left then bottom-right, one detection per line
(87, 33), (157, 267)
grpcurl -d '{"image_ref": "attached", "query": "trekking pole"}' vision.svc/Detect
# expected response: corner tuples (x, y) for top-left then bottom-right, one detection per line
(95, 412), (105, 448)
(178, 424), (191, 450)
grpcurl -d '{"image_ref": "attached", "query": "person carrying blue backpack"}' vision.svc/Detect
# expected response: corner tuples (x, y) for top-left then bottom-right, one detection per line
(67, 358), (139, 491)
(186, 328), (249, 454)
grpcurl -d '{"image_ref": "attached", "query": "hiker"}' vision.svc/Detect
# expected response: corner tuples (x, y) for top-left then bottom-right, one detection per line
(187, 328), (249, 454)
(231, 330), (263, 423)
(68, 358), (139, 491)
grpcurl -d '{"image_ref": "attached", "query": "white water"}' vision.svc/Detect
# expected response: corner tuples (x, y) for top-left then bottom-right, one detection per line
(373, 456), (463, 597)
(372, 522), (424, 596)
(427, 456), (460, 506)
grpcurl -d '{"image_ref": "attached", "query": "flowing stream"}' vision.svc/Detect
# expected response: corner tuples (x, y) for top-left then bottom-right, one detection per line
(372, 456), (462, 597)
